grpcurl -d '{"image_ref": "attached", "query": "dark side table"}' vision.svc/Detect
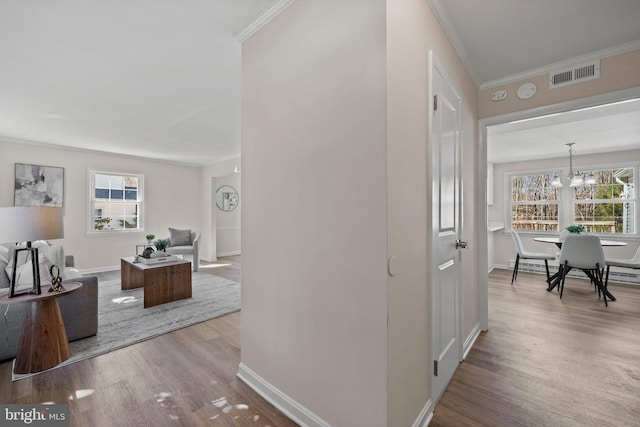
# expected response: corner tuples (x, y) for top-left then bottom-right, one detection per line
(0, 282), (82, 374)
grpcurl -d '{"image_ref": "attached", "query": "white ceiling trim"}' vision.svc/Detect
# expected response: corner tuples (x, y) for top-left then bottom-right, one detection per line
(480, 39), (640, 90)
(235, 0), (298, 43)
(427, 0), (480, 86)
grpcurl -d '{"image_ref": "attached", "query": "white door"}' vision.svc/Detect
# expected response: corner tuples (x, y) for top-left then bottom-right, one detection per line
(430, 53), (464, 404)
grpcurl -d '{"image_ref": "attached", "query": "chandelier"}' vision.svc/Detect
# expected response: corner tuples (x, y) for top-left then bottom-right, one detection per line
(550, 143), (596, 188)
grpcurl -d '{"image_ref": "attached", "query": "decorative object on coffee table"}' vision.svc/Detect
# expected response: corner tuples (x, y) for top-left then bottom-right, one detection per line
(154, 238), (170, 252)
(145, 234), (155, 244)
(141, 246), (155, 258)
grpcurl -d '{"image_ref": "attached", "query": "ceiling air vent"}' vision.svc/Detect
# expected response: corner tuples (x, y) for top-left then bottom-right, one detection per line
(549, 59), (600, 89)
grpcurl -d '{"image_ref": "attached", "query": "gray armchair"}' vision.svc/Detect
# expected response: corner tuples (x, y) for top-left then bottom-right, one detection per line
(165, 229), (200, 272)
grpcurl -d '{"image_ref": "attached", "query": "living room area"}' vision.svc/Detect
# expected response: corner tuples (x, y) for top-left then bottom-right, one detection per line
(2, 0), (640, 426)
(0, 253), (299, 426)
(0, 136), (254, 420)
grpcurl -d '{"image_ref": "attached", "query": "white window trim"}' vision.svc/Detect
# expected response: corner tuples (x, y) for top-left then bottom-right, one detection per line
(506, 162), (639, 237)
(87, 169), (146, 236)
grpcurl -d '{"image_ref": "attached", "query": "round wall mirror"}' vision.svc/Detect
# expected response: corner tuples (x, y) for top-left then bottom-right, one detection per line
(215, 185), (239, 211)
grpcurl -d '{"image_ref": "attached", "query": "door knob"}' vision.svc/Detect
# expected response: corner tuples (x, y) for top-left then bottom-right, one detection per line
(455, 240), (468, 249)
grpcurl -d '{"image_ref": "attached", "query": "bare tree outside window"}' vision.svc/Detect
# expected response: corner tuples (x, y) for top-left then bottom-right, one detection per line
(509, 167), (636, 235)
(574, 168), (635, 234)
(511, 174), (559, 231)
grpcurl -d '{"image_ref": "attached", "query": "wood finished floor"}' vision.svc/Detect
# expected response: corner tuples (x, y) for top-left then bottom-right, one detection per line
(1, 258), (639, 426)
(431, 268), (640, 427)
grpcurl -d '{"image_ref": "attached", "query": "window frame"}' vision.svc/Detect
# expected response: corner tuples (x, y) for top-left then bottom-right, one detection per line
(572, 166), (636, 235)
(507, 171), (561, 233)
(506, 162), (638, 237)
(87, 169), (146, 235)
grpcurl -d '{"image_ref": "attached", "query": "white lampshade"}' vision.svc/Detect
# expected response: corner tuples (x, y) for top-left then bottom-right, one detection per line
(0, 207), (64, 243)
(585, 173), (597, 185)
(550, 173), (563, 188)
(569, 174), (584, 187)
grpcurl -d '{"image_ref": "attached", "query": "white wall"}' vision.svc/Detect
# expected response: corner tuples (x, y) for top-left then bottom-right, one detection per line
(386, 0), (479, 424)
(0, 138), (201, 271)
(241, 0), (388, 425)
(214, 172), (241, 256)
(201, 157), (240, 261)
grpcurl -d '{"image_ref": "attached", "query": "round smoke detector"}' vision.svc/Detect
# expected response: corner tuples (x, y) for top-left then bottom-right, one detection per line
(517, 82), (537, 100)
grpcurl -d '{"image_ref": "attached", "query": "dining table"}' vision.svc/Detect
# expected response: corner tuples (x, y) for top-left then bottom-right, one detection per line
(533, 236), (627, 300)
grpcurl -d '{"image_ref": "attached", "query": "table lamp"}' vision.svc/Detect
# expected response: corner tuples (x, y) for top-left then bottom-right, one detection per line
(0, 207), (64, 297)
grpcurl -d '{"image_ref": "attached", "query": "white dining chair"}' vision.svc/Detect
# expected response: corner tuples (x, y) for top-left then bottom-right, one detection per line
(605, 246), (640, 287)
(510, 230), (556, 285)
(558, 234), (608, 306)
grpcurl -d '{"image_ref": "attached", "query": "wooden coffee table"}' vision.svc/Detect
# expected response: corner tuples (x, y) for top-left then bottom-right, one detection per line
(0, 282), (82, 374)
(120, 257), (192, 308)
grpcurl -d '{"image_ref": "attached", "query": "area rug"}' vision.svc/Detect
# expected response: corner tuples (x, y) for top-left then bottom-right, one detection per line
(12, 271), (240, 380)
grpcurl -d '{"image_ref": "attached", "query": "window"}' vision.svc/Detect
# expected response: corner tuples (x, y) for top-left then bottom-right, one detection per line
(508, 165), (637, 235)
(510, 174), (559, 231)
(89, 171), (144, 234)
(573, 168), (635, 234)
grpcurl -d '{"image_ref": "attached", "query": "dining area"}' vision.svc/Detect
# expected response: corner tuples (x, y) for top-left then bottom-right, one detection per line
(508, 230), (640, 306)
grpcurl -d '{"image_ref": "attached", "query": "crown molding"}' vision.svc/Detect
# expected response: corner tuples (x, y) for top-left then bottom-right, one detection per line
(427, 0), (481, 87)
(480, 39), (640, 90)
(235, 0), (298, 43)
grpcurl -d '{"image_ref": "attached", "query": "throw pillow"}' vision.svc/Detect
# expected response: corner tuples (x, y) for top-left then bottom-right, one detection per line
(63, 267), (83, 280)
(0, 246), (9, 289)
(5, 241), (55, 287)
(169, 228), (192, 246)
(5, 251), (53, 287)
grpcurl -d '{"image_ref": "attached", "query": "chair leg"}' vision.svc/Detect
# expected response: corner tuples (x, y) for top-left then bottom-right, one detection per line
(544, 260), (551, 285)
(605, 265), (611, 288)
(511, 254), (520, 285)
(597, 264), (607, 307)
(559, 262), (568, 299)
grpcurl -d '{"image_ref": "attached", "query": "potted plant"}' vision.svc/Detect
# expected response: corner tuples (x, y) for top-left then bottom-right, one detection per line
(566, 224), (585, 234)
(154, 238), (171, 252)
(145, 234), (155, 244)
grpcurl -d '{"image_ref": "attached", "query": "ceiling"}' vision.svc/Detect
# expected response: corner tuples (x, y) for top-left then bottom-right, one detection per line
(1, 1), (640, 166)
(0, 0), (280, 166)
(429, 0), (640, 86)
(487, 99), (640, 164)
(429, 0), (640, 164)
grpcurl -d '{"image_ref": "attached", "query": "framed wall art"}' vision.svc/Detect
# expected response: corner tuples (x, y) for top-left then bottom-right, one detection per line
(14, 163), (64, 207)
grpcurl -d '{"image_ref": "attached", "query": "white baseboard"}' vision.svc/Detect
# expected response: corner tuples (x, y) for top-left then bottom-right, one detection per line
(236, 363), (330, 427)
(463, 323), (481, 360)
(216, 251), (241, 257)
(412, 399), (433, 427)
(80, 264), (120, 274)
